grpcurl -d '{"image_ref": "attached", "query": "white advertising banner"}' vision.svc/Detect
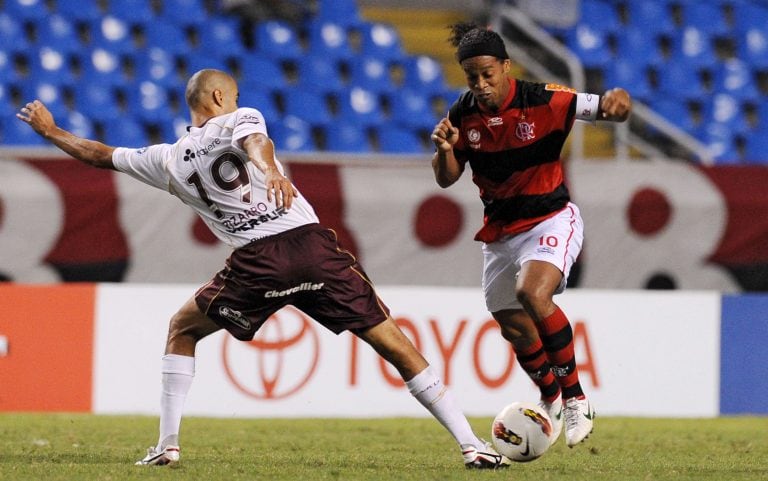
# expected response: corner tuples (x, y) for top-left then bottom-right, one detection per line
(93, 285), (720, 418)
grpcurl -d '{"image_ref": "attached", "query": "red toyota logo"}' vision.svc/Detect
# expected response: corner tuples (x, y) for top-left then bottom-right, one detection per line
(221, 306), (320, 400)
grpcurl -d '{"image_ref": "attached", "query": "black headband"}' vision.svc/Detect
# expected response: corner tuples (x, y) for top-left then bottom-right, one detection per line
(457, 41), (509, 62)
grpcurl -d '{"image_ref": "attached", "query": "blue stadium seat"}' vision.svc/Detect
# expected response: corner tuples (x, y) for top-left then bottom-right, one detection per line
(0, 50), (22, 84)
(336, 86), (384, 127)
(60, 110), (96, 139)
(134, 47), (179, 88)
(700, 93), (751, 135)
(402, 55), (447, 95)
(733, 3), (768, 33)
(79, 48), (131, 87)
(696, 121), (740, 164)
(237, 89), (280, 121)
(649, 98), (697, 134)
(0, 12), (30, 52)
(626, 2), (676, 36)
(198, 17), (247, 59)
(736, 27), (768, 70)
(21, 82), (70, 119)
(315, 0), (362, 27)
(90, 16), (136, 54)
(743, 129), (768, 164)
(680, 3), (730, 36)
(376, 126), (425, 153)
(757, 101), (768, 133)
(102, 117), (150, 147)
(35, 15), (82, 54)
(30, 46), (77, 84)
(387, 88), (439, 131)
(237, 56), (288, 91)
(669, 26), (718, 70)
(128, 81), (173, 124)
(143, 22), (191, 54)
(349, 56), (395, 93)
(655, 61), (707, 101)
(159, 0), (208, 27)
(75, 82), (123, 122)
(158, 115), (192, 143)
(713, 59), (761, 102)
(282, 90), (333, 126)
(184, 56), (229, 77)
(254, 21), (303, 61)
(307, 20), (355, 61)
(4, 0), (50, 22)
(2, 115), (48, 146)
(270, 115), (316, 152)
(324, 122), (371, 152)
(109, 0), (155, 25)
(578, 0), (621, 33)
(566, 24), (612, 68)
(296, 55), (346, 94)
(55, 0), (103, 22)
(0, 83), (14, 118)
(614, 26), (664, 68)
(602, 58), (653, 103)
(358, 22), (406, 61)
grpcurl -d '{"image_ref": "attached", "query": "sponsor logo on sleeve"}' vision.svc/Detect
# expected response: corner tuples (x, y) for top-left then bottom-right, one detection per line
(544, 83), (577, 93)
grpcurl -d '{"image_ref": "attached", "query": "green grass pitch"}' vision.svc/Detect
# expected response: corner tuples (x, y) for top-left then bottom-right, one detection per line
(0, 414), (766, 481)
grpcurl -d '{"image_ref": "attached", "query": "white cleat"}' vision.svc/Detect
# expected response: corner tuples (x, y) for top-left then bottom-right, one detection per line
(564, 397), (595, 447)
(538, 396), (564, 446)
(135, 445), (180, 466)
(461, 441), (512, 469)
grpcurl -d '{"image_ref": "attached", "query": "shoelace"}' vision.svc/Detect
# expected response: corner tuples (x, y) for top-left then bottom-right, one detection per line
(564, 401), (584, 430)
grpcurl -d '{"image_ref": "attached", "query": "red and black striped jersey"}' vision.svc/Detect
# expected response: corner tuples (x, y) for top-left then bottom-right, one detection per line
(449, 78), (578, 243)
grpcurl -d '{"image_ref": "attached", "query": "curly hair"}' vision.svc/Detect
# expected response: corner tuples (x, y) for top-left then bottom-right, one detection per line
(448, 22), (509, 62)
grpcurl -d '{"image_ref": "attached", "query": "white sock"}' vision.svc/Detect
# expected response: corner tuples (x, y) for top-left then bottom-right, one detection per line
(157, 354), (195, 449)
(405, 365), (483, 449)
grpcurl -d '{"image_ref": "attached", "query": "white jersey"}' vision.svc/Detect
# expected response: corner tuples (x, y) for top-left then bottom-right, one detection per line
(112, 107), (319, 248)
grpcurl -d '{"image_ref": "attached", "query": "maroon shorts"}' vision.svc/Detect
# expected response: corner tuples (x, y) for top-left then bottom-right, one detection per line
(195, 223), (390, 340)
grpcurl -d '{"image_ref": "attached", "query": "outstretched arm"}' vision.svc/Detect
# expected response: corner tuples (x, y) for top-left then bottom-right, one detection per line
(430, 115), (465, 188)
(598, 88), (632, 122)
(16, 100), (116, 169)
(242, 132), (297, 209)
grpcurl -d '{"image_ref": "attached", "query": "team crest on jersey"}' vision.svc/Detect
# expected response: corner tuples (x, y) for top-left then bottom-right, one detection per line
(467, 128), (481, 143)
(544, 83), (577, 93)
(516, 121), (536, 141)
(487, 117), (504, 127)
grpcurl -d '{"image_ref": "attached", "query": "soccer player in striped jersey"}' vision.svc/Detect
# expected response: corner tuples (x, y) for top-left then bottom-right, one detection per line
(430, 22), (632, 448)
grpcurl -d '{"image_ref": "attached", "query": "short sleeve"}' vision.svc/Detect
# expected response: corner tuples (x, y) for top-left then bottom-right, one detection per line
(550, 90), (578, 132)
(112, 144), (174, 191)
(232, 108), (268, 147)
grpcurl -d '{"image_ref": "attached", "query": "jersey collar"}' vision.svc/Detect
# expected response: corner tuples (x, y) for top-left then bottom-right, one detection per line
(477, 77), (516, 114)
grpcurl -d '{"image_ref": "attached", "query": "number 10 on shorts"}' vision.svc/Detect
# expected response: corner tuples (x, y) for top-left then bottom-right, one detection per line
(539, 235), (558, 247)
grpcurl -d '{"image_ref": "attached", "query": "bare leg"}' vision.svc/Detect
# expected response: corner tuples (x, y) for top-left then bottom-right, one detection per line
(356, 317), (483, 449)
(165, 297), (222, 356)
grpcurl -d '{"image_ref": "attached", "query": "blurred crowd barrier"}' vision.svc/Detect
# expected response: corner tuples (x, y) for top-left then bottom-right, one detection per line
(1, 151), (768, 291)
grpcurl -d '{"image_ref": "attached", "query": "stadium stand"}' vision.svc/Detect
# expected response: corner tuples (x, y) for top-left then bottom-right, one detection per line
(2, 0), (766, 160)
(0, 0), (446, 152)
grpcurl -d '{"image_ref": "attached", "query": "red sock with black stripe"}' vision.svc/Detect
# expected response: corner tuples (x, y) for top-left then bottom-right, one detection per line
(515, 338), (561, 403)
(539, 306), (584, 399)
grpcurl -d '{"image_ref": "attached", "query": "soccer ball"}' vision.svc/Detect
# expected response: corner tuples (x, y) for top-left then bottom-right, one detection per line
(491, 401), (554, 462)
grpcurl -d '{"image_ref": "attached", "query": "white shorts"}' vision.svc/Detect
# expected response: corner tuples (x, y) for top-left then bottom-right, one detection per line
(481, 202), (584, 312)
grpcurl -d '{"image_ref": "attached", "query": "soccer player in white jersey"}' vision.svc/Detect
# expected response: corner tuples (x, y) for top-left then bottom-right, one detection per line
(16, 69), (510, 469)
